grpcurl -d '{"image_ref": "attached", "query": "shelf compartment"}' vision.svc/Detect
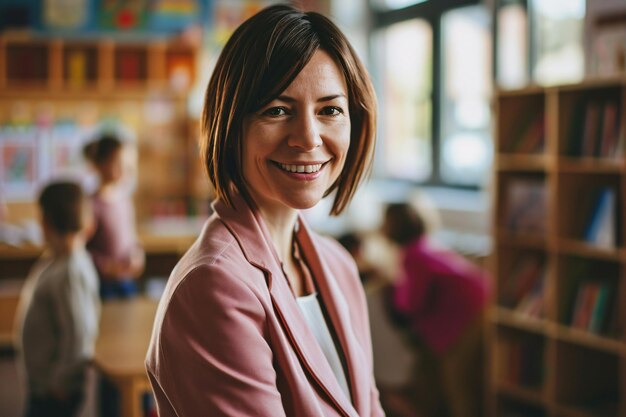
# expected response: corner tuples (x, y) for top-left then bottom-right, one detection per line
(556, 173), (622, 249)
(555, 255), (622, 341)
(557, 83), (623, 160)
(494, 325), (548, 391)
(6, 42), (49, 85)
(114, 45), (148, 84)
(495, 247), (549, 319)
(497, 91), (546, 155)
(62, 43), (98, 88)
(497, 172), (549, 238)
(554, 341), (620, 417)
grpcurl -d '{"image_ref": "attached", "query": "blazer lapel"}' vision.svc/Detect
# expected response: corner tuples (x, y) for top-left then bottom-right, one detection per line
(213, 196), (359, 417)
(296, 218), (371, 417)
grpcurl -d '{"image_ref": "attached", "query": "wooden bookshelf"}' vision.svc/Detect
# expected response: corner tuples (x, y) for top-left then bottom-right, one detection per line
(0, 32), (206, 225)
(489, 80), (626, 417)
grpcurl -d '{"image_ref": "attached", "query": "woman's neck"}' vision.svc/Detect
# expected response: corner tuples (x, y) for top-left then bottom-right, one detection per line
(257, 205), (299, 264)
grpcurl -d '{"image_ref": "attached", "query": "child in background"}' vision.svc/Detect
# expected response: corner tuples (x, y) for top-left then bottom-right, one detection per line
(16, 181), (101, 417)
(338, 231), (420, 417)
(83, 134), (144, 299)
(382, 202), (491, 417)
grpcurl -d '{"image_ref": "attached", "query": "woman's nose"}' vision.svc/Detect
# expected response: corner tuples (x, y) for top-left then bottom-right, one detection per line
(288, 113), (323, 151)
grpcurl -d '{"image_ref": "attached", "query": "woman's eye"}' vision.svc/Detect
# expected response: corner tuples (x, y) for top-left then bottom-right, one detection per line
(321, 106), (344, 116)
(262, 107), (287, 117)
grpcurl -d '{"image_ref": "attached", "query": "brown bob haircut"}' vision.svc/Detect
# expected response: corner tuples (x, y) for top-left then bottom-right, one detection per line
(201, 4), (377, 215)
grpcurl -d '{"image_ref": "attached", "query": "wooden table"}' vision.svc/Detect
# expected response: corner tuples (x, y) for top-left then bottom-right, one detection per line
(94, 297), (158, 417)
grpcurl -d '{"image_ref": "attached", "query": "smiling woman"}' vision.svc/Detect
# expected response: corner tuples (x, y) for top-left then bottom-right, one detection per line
(145, 4), (383, 417)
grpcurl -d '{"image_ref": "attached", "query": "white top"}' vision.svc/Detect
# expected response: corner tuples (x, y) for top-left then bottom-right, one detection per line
(296, 292), (351, 400)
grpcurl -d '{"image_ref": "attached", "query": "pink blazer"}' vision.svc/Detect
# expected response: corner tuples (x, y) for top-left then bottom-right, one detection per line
(145, 194), (385, 417)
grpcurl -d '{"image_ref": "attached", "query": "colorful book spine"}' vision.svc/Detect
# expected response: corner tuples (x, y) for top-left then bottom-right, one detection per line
(584, 188), (616, 248)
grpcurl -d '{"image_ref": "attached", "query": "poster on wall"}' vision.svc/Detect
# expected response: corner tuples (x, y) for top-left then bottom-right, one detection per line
(43, 0), (90, 30)
(99, 0), (148, 30)
(0, 131), (39, 201)
(148, 0), (200, 32)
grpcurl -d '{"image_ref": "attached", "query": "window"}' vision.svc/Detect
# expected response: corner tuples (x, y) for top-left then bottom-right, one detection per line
(370, 0), (490, 188)
(530, 0), (586, 85)
(373, 19), (432, 181)
(496, 1), (528, 89)
(368, 0), (587, 189)
(440, 5), (492, 186)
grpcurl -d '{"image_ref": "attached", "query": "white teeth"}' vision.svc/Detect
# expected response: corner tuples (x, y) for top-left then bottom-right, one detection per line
(278, 163), (323, 173)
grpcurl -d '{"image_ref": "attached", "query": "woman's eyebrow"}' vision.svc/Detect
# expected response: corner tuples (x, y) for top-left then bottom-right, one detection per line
(274, 93), (347, 103)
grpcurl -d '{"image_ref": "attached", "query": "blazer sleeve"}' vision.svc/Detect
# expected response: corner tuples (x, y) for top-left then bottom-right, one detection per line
(149, 262), (286, 417)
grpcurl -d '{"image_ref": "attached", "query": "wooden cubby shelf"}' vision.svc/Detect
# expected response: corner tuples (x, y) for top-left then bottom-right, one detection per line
(0, 32), (196, 94)
(490, 80), (626, 417)
(0, 32), (206, 227)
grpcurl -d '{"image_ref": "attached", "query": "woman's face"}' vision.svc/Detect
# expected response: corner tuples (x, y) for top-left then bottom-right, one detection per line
(242, 50), (351, 214)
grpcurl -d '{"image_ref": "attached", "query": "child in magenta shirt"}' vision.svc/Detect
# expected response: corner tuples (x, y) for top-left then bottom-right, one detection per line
(382, 202), (491, 417)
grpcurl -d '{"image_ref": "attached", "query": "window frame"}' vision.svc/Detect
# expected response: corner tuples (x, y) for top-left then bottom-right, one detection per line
(369, 0), (492, 190)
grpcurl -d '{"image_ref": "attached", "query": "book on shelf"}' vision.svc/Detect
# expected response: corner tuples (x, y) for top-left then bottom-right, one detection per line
(67, 50), (87, 86)
(568, 98), (622, 158)
(584, 187), (616, 249)
(117, 51), (144, 81)
(504, 179), (547, 235)
(581, 100), (601, 157)
(501, 254), (546, 318)
(599, 101), (619, 158)
(7, 46), (48, 81)
(497, 336), (544, 388)
(570, 279), (614, 335)
(566, 100), (587, 156)
(515, 271), (546, 319)
(509, 113), (544, 154)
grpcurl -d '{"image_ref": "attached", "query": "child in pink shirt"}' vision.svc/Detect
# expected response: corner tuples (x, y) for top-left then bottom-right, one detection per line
(83, 134), (144, 300)
(382, 202), (491, 417)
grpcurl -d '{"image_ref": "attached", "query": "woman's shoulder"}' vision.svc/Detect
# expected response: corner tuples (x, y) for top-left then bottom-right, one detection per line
(162, 217), (269, 303)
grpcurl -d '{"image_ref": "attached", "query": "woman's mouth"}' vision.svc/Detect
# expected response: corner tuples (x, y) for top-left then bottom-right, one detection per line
(277, 163), (323, 174)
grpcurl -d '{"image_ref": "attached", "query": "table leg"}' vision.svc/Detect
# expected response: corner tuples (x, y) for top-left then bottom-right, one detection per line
(119, 378), (147, 417)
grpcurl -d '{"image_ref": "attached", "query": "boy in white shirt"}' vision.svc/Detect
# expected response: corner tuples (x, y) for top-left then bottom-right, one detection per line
(16, 181), (101, 417)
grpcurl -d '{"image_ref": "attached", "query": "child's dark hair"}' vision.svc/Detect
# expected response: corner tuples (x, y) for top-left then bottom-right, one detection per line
(38, 181), (85, 234)
(83, 134), (122, 164)
(338, 232), (362, 256)
(382, 203), (426, 245)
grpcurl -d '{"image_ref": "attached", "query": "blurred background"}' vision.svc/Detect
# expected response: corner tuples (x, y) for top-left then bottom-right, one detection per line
(0, 1), (625, 417)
